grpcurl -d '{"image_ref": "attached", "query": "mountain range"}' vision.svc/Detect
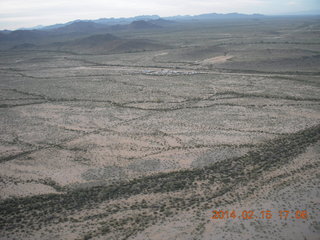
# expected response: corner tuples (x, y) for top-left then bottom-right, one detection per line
(0, 12), (267, 53)
(6, 12), (264, 31)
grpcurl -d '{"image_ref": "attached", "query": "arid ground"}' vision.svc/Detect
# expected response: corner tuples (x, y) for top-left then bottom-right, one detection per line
(0, 16), (320, 240)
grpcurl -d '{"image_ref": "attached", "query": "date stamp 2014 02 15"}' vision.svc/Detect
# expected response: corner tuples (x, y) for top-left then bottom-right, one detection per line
(211, 210), (308, 220)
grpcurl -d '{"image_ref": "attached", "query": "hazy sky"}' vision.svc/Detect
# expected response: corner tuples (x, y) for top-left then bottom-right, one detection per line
(0, 0), (319, 30)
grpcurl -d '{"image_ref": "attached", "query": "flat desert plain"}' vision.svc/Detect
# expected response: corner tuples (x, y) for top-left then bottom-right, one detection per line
(0, 16), (320, 240)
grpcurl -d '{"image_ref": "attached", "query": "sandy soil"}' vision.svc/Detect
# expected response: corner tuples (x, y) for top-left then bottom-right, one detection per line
(1, 17), (319, 240)
(201, 55), (233, 65)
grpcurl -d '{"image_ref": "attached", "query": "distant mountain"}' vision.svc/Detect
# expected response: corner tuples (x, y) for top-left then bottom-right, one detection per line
(52, 21), (107, 33)
(0, 12), (267, 48)
(165, 12), (264, 21)
(0, 30), (49, 43)
(46, 20), (162, 35)
(39, 33), (169, 54)
(129, 20), (161, 29)
(93, 15), (160, 25)
(10, 12), (264, 31)
(0, 19), (165, 48)
(41, 23), (69, 30)
(0, 30), (11, 34)
(39, 15), (161, 30)
(148, 19), (175, 26)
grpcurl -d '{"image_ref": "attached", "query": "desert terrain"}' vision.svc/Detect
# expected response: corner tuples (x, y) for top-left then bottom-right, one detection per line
(0, 15), (320, 239)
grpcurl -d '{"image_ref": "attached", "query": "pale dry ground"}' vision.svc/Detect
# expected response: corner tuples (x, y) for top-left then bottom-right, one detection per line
(1, 126), (319, 240)
(1, 53), (319, 198)
(1, 18), (320, 239)
(200, 55), (233, 65)
(132, 141), (320, 240)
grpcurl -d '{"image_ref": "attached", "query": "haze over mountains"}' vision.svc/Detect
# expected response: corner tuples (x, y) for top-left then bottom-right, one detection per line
(0, 12), (318, 54)
(0, 17), (172, 53)
(11, 13), (263, 31)
(0, 12), (269, 54)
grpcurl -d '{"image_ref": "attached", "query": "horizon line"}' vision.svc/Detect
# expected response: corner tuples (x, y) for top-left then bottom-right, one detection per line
(2, 11), (320, 31)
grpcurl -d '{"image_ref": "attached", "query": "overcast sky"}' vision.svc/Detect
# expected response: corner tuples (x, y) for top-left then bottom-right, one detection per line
(0, 0), (319, 30)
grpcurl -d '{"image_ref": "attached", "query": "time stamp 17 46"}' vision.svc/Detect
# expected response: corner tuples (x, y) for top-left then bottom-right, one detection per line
(211, 210), (309, 220)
